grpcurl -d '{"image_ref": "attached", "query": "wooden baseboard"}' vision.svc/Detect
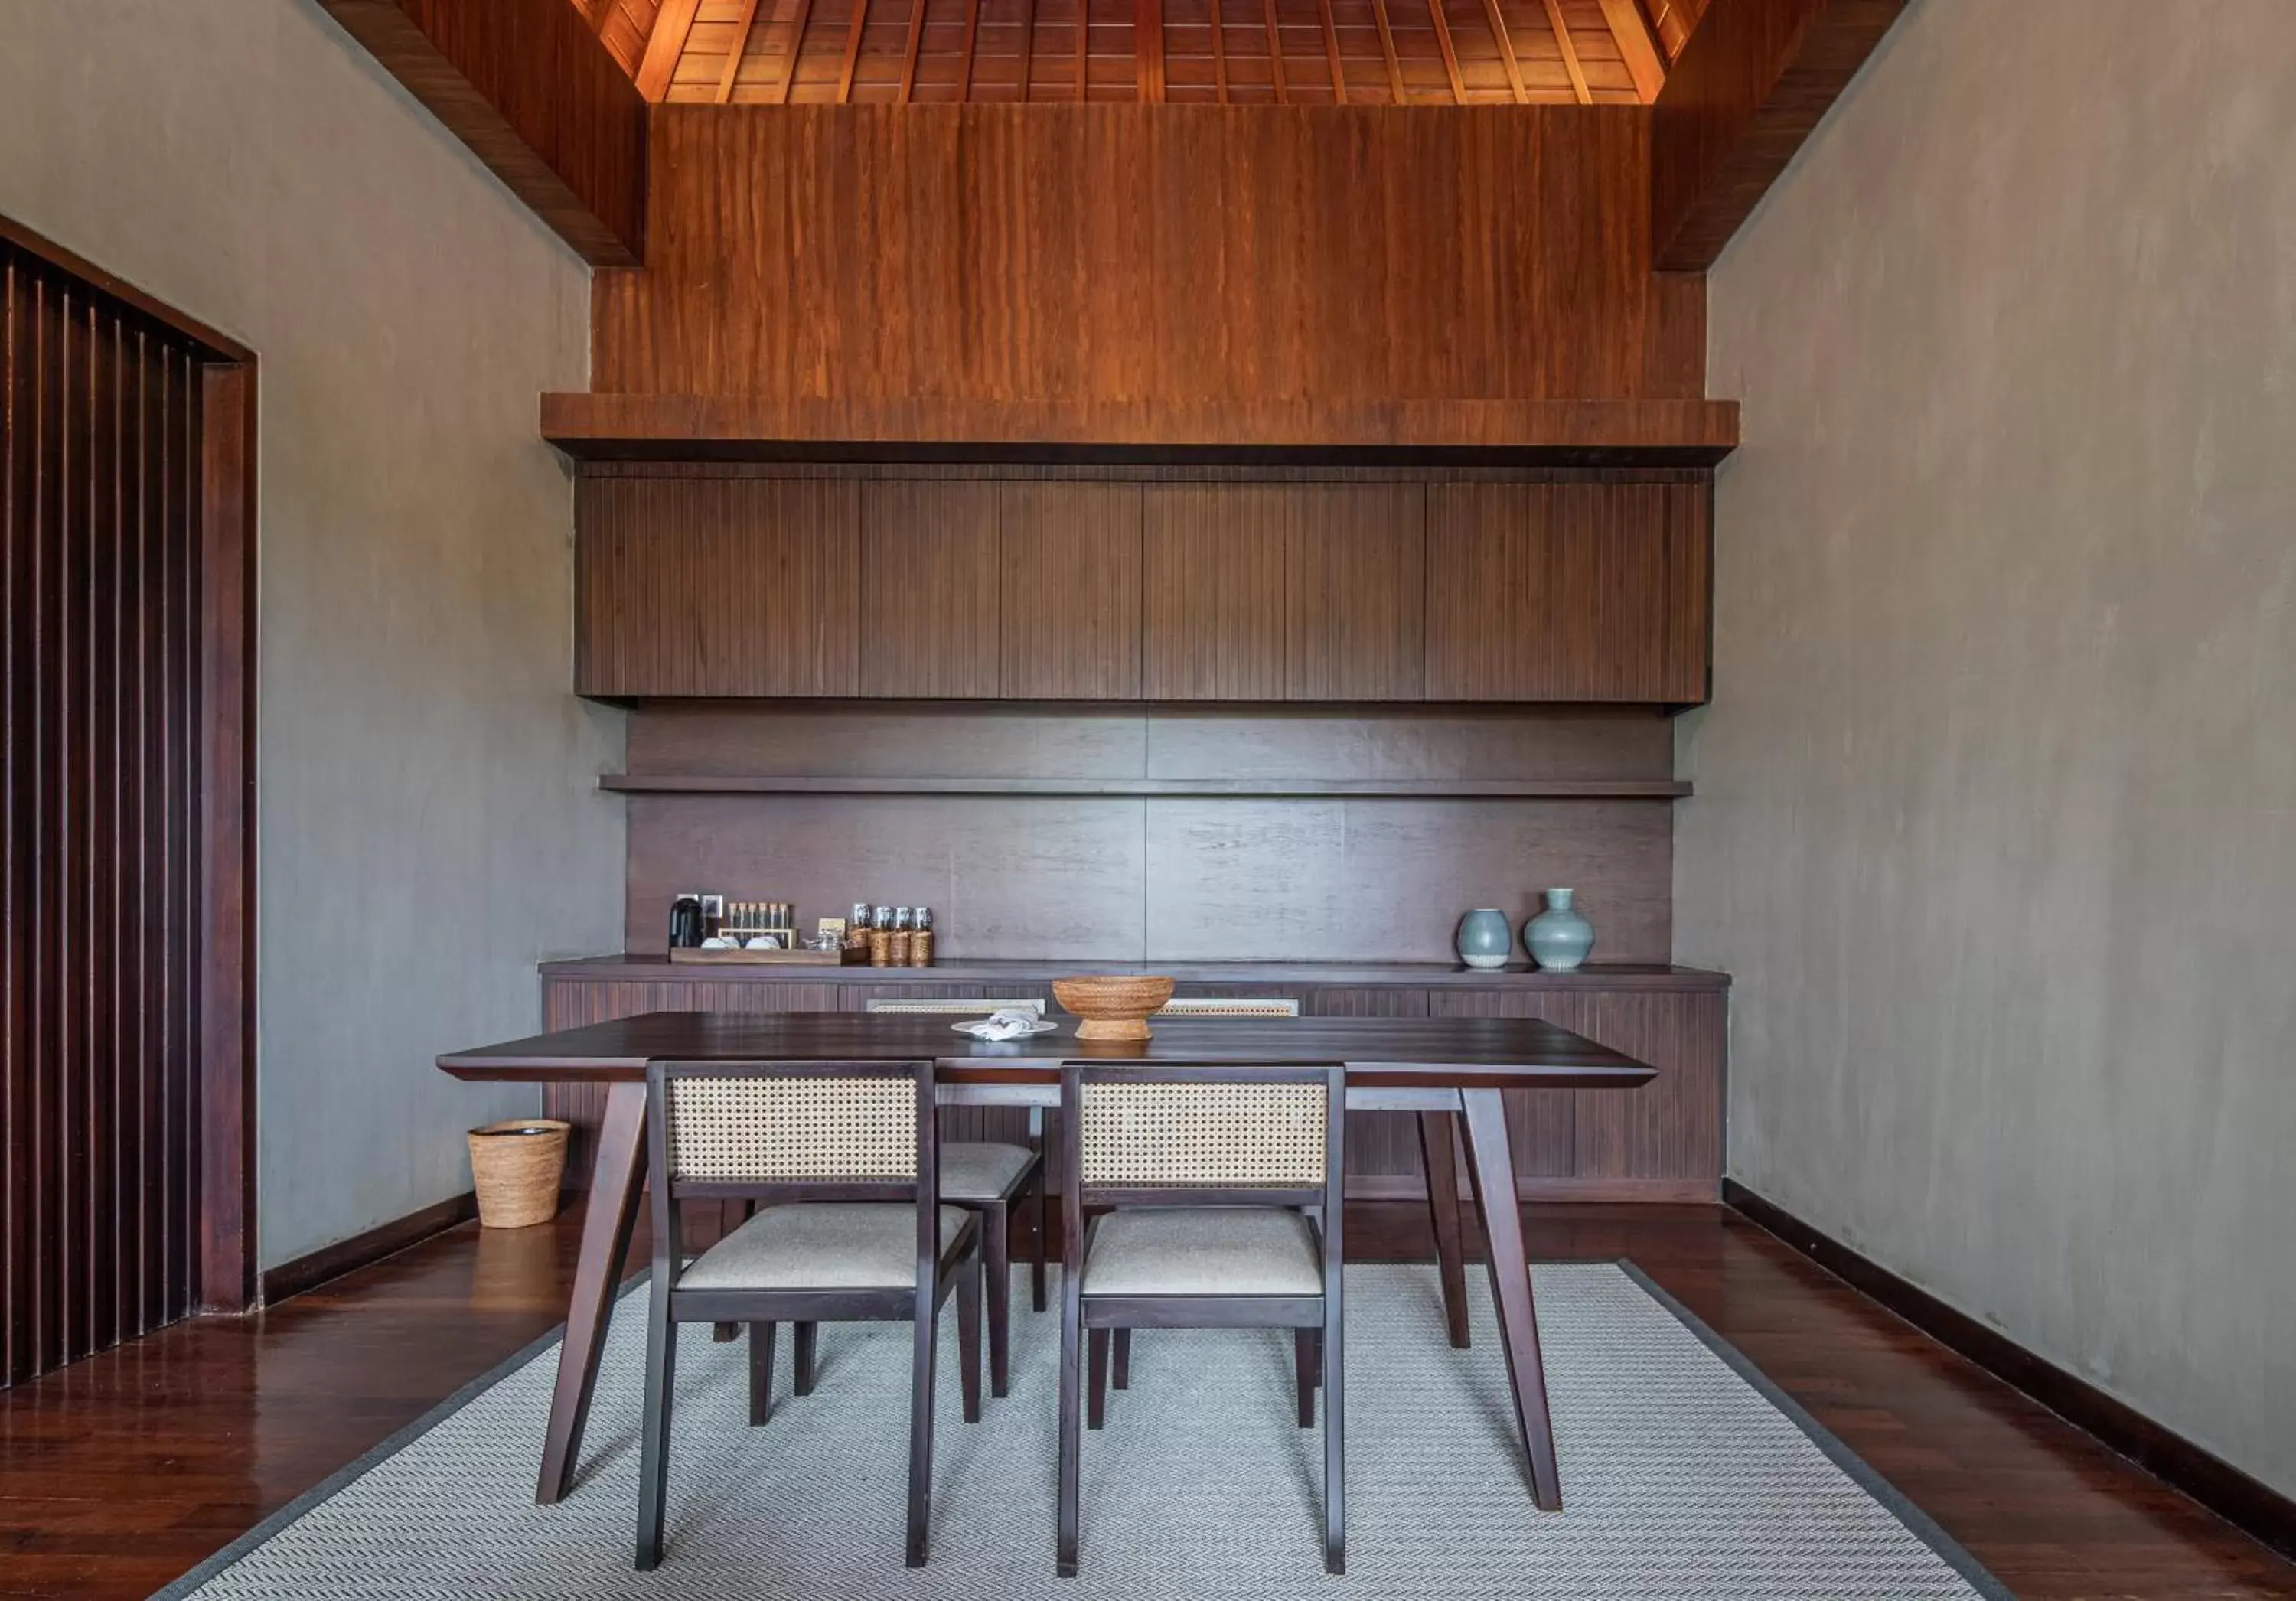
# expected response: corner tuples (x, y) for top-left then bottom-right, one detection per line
(1725, 1179), (2296, 1566)
(1349, 1174), (1717, 1204)
(260, 1192), (479, 1309)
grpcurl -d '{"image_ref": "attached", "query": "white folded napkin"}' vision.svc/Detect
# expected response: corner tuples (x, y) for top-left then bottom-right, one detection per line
(961, 1007), (1045, 1040)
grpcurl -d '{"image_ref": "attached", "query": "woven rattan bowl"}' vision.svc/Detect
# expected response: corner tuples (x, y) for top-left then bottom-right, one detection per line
(1052, 975), (1177, 1042)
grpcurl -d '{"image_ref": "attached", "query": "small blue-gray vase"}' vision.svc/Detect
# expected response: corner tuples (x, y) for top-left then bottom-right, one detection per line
(1523, 889), (1594, 971)
(1456, 908), (1514, 970)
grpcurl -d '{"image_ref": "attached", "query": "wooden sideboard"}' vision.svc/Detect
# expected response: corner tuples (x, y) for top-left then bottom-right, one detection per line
(537, 957), (1727, 1203)
(574, 468), (1712, 706)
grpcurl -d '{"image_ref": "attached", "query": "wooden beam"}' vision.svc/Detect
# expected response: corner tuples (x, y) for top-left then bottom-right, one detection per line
(1367, 0), (1405, 103)
(960, 0), (986, 96)
(318, 0), (645, 266)
(899, 0), (928, 99)
(837, 0), (869, 101)
(1208, 0), (1229, 102)
(1484, 0), (1528, 103)
(1539, 0), (1590, 103)
(1316, 0), (1346, 102)
(1597, 0), (1666, 99)
(1016, 0), (1038, 98)
(716, 0), (764, 100)
(1425, 0), (1465, 103)
(1652, 0), (1908, 269)
(772, 0), (820, 102)
(1136, 0), (1165, 100)
(637, 0), (703, 98)
(1264, 0), (1289, 103)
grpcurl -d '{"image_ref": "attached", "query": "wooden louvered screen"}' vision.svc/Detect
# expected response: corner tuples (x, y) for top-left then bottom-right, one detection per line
(1, 220), (256, 1387)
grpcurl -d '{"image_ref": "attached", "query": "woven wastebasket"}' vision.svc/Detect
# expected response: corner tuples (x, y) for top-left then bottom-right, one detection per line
(468, 1119), (570, 1228)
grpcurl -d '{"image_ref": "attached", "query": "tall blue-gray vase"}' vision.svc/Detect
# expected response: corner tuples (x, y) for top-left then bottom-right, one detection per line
(1455, 908), (1514, 970)
(1523, 889), (1594, 971)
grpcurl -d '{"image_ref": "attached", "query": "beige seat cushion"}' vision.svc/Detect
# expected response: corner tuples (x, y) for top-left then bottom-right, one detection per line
(1081, 1207), (1323, 1298)
(940, 1141), (1035, 1202)
(680, 1203), (969, 1292)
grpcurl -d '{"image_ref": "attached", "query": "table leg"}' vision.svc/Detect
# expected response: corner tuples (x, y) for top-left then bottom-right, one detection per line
(536, 1080), (648, 1505)
(1417, 1111), (1473, 1350)
(1458, 1088), (1563, 1511)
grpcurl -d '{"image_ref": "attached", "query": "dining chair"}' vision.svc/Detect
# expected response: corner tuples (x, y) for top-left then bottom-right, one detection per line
(637, 1058), (983, 1570)
(1055, 1061), (1347, 1577)
(863, 997), (1052, 1395)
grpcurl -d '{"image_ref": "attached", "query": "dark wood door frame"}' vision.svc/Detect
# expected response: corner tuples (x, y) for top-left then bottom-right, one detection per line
(1, 212), (258, 1317)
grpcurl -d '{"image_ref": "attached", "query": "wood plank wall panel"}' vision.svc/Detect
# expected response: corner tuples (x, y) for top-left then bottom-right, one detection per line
(1424, 481), (1709, 700)
(996, 484), (1144, 699)
(591, 105), (1704, 407)
(1649, 0), (1907, 271)
(320, 0), (647, 266)
(2, 242), (205, 1387)
(540, 972), (1721, 1198)
(859, 481), (1001, 696)
(1141, 484), (1424, 700)
(576, 477), (862, 696)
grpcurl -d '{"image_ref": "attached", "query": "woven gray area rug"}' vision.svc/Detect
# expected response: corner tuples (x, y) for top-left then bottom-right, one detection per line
(164, 1262), (2007, 1600)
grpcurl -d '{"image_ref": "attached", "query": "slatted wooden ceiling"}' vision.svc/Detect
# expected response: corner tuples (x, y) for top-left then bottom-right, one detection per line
(576, 0), (1704, 106)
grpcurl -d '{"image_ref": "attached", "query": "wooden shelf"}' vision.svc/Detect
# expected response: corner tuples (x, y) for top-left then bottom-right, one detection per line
(598, 774), (1691, 798)
(542, 393), (1740, 467)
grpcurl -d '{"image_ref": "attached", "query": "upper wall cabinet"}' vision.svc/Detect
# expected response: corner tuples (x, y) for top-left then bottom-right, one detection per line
(576, 474), (1711, 706)
(1424, 484), (1710, 703)
(1142, 485), (1424, 701)
(578, 478), (861, 697)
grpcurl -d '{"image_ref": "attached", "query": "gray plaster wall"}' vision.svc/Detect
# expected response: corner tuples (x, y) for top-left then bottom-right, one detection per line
(1679, 0), (2296, 1494)
(0, 0), (626, 1272)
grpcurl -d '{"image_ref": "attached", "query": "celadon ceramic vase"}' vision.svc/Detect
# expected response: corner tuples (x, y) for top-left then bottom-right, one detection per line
(1455, 908), (1515, 970)
(1523, 889), (1594, 971)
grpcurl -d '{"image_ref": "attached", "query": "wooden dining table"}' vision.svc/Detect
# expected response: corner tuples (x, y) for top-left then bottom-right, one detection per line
(437, 1009), (1657, 1512)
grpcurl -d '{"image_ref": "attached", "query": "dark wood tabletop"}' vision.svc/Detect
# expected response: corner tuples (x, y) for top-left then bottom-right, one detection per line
(436, 1010), (1657, 1091)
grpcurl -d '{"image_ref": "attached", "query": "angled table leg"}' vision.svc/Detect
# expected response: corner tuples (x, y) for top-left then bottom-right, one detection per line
(1458, 1087), (1563, 1511)
(536, 1080), (648, 1505)
(1417, 1111), (1473, 1349)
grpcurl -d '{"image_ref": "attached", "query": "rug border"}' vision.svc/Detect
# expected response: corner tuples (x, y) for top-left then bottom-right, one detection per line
(151, 1261), (2016, 1601)
(1616, 1258), (2017, 1601)
(148, 1273), (654, 1601)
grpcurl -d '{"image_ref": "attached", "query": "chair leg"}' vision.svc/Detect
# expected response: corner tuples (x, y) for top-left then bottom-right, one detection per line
(1111, 1326), (1130, 1391)
(1087, 1327), (1109, 1430)
(906, 1293), (939, 1568)
(793, 1322), (817, 1397)
(982, 1200), (1013, 1398)
(1029, 1123), (1050, 1315)
(634, 1306), (678, 1570)
(1057, 1277), (1082, 1575)
(748, 1322), (777, 1427)
(1322, 1311), (1345, 1575)
(957, 1247), (984, 1425)
(1294, 1329), (1316, 1427)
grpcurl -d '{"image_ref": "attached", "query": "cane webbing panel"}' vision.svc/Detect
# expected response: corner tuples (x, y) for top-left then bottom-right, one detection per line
(1079, 1082), (1326, 1188)
(863, 999), (1046, 1016)
(1153, 998), (1302, 1019)
(667, 1078), (916, 1181)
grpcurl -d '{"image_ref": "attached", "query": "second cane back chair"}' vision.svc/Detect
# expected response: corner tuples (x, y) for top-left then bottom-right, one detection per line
(1055, 1061), (1348, 1577)
(637, 1059), (982, 1571)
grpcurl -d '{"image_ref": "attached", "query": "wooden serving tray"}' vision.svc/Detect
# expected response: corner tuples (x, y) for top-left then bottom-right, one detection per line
(668, 945), (871, 966)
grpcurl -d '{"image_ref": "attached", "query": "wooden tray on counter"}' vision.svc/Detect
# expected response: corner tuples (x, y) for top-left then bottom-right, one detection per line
(668, 945), (872, 966)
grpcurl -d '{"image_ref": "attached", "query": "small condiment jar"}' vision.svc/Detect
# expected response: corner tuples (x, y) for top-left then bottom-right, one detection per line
(869, 905), (895, 967)
(887, 906), (913, 967)
(909, 905), (935, 967)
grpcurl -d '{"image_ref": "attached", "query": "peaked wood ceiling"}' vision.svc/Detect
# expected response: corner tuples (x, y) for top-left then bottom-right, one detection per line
(576, 0), (1707, 106)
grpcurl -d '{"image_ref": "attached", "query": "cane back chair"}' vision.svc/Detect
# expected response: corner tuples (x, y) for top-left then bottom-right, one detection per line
(638, 1059), (982, 1570)
(1055, 1061), (1347, 1577)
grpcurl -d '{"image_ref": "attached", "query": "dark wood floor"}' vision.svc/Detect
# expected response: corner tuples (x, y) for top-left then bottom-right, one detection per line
(0, 1202), (2289, 1600)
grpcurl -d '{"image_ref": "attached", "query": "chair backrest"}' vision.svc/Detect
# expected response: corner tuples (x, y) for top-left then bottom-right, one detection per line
(863, 997), (1047, 1016)
(1153, 996), (1302, 1019)
(1060, 1062), (1344, 1209)
(646, 1060), (939, 1289)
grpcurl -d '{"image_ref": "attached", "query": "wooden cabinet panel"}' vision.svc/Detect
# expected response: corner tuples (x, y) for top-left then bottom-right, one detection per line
(1142, 484), (1426, 702)
(859, 482), (1000, 698)
(577, 478), (860, 696)
(997, 484), (1143, 699)
(1425, 482), (1710, 703)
